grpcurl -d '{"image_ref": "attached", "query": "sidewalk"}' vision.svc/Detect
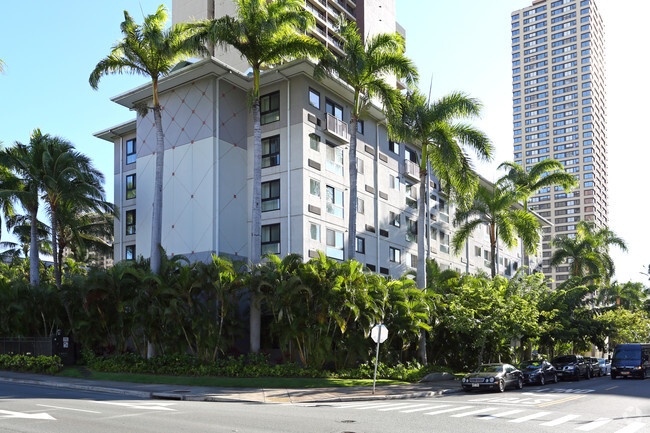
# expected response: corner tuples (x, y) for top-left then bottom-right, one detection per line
(0, 370), (460, 403)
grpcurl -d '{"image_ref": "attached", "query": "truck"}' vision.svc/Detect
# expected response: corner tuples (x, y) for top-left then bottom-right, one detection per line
(611, 343), (650, 380)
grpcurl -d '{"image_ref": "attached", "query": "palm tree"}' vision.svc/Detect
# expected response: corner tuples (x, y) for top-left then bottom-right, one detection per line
(90, 5), (201, 274)
(314, 20), (417, 261)
(388, 90), (492, 362)
(55, 205), (114, 268)
(598, 281), (647, 310)
(0, 58), (5, 73)
(452, 184), (540, 278)
(189, 0), (324, 353)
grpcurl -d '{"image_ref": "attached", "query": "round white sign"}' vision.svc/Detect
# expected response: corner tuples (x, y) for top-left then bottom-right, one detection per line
(370, 324), (388, 343)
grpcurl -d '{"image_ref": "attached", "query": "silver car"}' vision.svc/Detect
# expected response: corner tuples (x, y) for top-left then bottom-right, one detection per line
(598, 358), (611, 375)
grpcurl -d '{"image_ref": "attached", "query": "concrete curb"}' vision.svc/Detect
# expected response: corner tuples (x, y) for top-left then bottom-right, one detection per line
(0, 376), (152, 399)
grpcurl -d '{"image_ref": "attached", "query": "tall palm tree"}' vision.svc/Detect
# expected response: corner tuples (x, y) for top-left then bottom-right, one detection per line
(598, 281), (647, 310)
(314, 20), (417, 261)
(388, 90), (492, 363)
(90, 5), (201, 274)
(452, 184), (540, 278)
(189, 0), (324, 353)
(55, 205), (114, 269)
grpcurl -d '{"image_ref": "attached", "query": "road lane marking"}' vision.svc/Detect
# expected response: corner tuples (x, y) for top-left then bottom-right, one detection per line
(400, 405), (450, 413)
(540, 414), (581, 426)
(36, 404), (101, 414)
(424, 406), (473, 416)
(605, 386), (619, 390)
(576, 418), (612, 431)
(353, 403), (405, 410)
(508, 411), (552, 423)
(91, 401), (176, 411)
(614, 422), (647, 433)
(451, 407), (497, 418)
(0, 410), (56, 420)
(537, 394), (585, 407)
(480, 409), (525, 420)
(335, 402), (381, 408)
(376, 403), (421, 411)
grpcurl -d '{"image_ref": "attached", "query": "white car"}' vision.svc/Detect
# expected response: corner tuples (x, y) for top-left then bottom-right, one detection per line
(598, 358), (611, 375)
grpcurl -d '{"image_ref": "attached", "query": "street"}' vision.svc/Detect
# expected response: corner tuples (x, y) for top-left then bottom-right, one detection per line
(0, 376), (648, 432)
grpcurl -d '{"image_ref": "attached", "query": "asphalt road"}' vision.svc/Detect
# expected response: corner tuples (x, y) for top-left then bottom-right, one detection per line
(0, 376), (648, 432)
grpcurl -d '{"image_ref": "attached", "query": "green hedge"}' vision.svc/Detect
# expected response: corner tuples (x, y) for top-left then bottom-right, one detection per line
(0, 354), (63, 374)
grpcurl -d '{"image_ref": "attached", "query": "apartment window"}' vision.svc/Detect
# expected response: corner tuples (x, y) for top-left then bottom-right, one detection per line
(325, 98), (343, 120)
(389, 211), (401, 227)
(309, 178), (320, 197)
(125, 210), (136, 235)
(358, 198), (365, 215)
(389, 246), (401, 263)
(408, 253), (417, 268)
(326, 144), (344, 176)
(262, 135), (280, 168)
(326, 186), (344, 218)
(475, 246), (482, 257)
(356, 236), (365, 254)
(440, 231), (449, 254)
(260, 91), (280, 125)
(439, 198), (449, 223)
(358, 158), (364, 174)
(309, 133), (320, 151)
(261, 179), (280, 211)
(389, 140), (399, 154)
(125, 245), (135, 260)
(389, 174), (400, 190)
(261, 223), (281, 255)
(126, 139), (136, 164)
(125, 174), (136, 200)
(309, 88), (320, 109)
(406, 218), (417, 243)
(326, 229), (344, 260)
(356, 120), (364, 135)
(310, 223), (320, 241)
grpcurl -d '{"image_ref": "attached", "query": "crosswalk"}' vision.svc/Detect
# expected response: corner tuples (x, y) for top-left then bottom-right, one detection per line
(330, 401), (647, 432)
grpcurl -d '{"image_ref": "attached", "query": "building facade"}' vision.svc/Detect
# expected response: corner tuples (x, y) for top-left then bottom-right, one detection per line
(511, 0), (607, 285)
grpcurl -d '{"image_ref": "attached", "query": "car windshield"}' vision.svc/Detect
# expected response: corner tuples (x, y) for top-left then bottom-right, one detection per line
(475, 365), (502, 373)
(613, 348), (640, 361)
(520, 361), (542, 369)
(552, 356), (576, 363)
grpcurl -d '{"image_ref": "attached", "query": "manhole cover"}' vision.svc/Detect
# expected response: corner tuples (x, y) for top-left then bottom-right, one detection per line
(340, 420), (356, 423)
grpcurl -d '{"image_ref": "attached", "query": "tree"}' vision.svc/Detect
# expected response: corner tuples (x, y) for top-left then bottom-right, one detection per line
(314, 20), (417, 261)
(189, 0), (324, 353)
(597, 281), (647, 310)
(90, 5), (201, 275)
(388, 90), (492, 363)
(452, 184), (540, 278)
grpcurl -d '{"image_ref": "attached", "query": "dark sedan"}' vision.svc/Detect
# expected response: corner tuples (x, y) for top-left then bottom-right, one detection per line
(519, 359), (558, 385)
(461, 363), (524, 392)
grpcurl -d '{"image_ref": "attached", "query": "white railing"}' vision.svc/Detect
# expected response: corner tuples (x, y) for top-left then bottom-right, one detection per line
(404, 159), (420, 181)
(326, 113), (349, 142)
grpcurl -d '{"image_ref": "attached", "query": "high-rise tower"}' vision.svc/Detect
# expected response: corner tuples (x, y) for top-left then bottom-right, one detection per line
(511, 0), (607, 286)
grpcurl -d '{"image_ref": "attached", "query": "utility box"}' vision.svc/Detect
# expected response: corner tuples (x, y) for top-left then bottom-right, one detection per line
(52, 331), (76, 366)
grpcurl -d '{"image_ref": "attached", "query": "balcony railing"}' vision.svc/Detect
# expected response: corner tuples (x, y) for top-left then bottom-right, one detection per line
(325, 113), (349, 142)
(403, 159), (420, 181)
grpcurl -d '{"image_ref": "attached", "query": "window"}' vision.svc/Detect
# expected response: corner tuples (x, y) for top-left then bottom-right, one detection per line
(326, 144), (344, 176)
(389, 211), (401, 227)
(309, 133), (320, 151)
(125, 174), (136, 200)
(475, 246), (482, 257)
(261, 179), (280, 211)
(439, 198), (449, 223)
(406, 218), (417, 243)
(309, 178), (320, 197)
(326, 229), (344, 260)
(261, 223), (280, 255)
(389, 174), (400, 190)
(260, 92), (280, 125)
(389, 140), (399, 154)
(326, 186), (344, 218)
(125, 245), (135, 260)
(309, 88), (320, 109)
(126, 139), (136, 164)
(310, 223), (320, 241)
(389, 246), (401, 263)
(125, 210), (136, 235)
(325, 98), (343, 120)
(262, 135), (280, 168)
(439, 231), (449, 254)
(358, 198), (365, 215)
(356, 236), (365, 254)
(356, 120), (364, 135)
(357, 158), (364, 174)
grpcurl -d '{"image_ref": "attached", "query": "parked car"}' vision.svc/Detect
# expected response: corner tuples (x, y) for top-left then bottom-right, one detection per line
(461, 363), (524, 392)
(551, 355), (591, 381)
(598, 358), (611, 376)
(518, 359), (558, 385)
(587, 357), (602, 377)
(611, 343), (650, 379)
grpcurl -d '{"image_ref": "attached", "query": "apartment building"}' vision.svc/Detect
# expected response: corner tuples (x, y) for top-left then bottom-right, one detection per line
(96, 56), (543, 279)
(511, 0), (607, 285)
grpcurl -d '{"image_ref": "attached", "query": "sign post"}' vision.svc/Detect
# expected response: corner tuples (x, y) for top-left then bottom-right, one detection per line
(370, 323), (388, 395)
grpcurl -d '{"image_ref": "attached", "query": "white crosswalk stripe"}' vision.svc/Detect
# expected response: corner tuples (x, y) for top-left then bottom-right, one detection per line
(451, 407), (497, 418)
(333, 402), (379, 409)
(613, 422), (647, 433)
(424, 405), (474, 416)
(480, 409), (525, 420)
(509, 411), (552, 423)
(540, 414), (581, 426)
(576, 418), (612, 431)
(351, 403), (400, 410)
(400, 405), (450, 413)
(377, 403), (423, 412)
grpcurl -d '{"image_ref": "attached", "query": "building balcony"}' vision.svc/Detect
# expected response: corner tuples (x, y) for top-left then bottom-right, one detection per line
(325, 113), (349, 143)
(403, 159), (420, 182)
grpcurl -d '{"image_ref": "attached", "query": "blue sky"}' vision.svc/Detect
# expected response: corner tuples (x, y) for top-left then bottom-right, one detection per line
(0, 0), (647, 284)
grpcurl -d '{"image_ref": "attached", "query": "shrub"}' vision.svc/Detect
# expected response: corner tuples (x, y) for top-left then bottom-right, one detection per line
(0, 353), (63, 374)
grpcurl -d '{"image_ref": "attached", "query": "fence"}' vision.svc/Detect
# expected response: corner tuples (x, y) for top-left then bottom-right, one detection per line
(0, 337), (53, 357)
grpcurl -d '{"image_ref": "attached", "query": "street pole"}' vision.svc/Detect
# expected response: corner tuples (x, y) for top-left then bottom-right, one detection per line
(372, 323), (382, 395)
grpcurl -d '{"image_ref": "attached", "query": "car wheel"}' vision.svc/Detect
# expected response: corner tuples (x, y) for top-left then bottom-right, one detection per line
(611, 374), (616, 380)
(585, 369), (591, 380)
(517, 377), (524, 390)
(539, 374), (545, 386)
(553, 373), (559, 383)
(575, 370), (580, 381)
(463, 387), (473, 392)
(498, 379), (506, 392)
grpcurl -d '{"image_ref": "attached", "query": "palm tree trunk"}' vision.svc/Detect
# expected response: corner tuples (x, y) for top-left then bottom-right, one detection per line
(249, 91), (262, 354)
(490, 225), (497, 279)
(51, 213), (62, 289)
(416, 165), (427, 365)
(29, 206), (40, 286)
(347, 117), (359, 261)
(150, 104), (165, 274)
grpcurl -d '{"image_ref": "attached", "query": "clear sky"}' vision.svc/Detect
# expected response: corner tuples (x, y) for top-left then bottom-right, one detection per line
(0, 0), (647, 285)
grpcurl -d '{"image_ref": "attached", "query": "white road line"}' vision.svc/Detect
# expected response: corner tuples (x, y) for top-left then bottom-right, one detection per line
(480, 409), (525, 420)
(36, 404), (101, 414)
(424, 405), (474, 416)
(540, 414), (581, 426)
(451, 407), (497, 418)
(353, 403), (405, 410)
(400, 405), (450, 413)
(576, 418), (612, 431)
(508, 411), (552, 423)
(377, 403), (427, 412)
(334, 402), (381, 409)
(614, 422), (647, 433)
